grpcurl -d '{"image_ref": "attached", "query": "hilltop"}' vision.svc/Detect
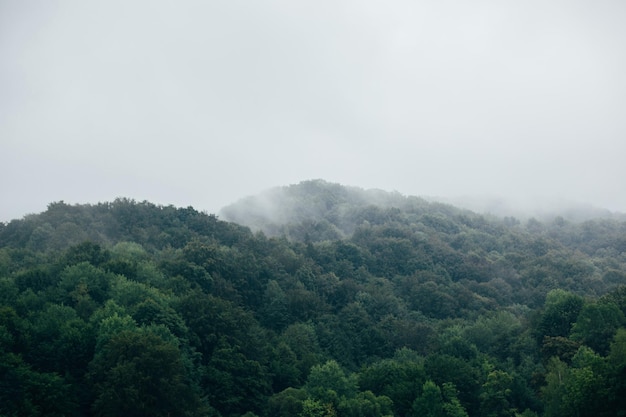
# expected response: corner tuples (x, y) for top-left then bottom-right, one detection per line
(220, 179), (626, 240)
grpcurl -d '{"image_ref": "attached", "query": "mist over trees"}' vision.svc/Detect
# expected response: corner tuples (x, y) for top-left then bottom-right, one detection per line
(220, 180), (626, 239)
(1, 181), (626, 416)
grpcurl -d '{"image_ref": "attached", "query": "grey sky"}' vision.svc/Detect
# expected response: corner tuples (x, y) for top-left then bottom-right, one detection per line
(1, 1), (625, 222)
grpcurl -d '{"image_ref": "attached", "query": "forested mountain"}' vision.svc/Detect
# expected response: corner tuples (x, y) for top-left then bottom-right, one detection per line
(1, 182), (626, 417)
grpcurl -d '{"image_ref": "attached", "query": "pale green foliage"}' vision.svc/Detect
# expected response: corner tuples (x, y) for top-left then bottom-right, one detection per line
(300, 398), (337, 417)
(306, 360), (357, 404)
(110, 241), (148, 261)
(464, 311), (521, 358)
(339, 390), (394, 417)
(413, 380), (443, 417)
(94, 311), (137, 350)
(542, 348), (607, 417)
(479, 370), (515, 417)
(109, 274), (162, 307)
(542, 357), (569, 417)
(515, 410), (538, 417)
(412, 380), (468, 417)
(441, 383), (469, 417)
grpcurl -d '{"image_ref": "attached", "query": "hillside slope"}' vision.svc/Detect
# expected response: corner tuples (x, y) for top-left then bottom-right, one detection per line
(1, 187), (626, 417)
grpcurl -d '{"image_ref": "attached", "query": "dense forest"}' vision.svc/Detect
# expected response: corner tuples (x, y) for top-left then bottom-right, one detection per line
(1, 180), (626, 417)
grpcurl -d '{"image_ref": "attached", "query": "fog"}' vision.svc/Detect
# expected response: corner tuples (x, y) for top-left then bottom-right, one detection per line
(2, 1), (625, 222)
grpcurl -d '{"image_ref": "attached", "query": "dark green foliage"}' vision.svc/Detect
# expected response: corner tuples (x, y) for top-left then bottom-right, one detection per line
(26, 304), (93, 377)
(62, 242), (111, 268)
(267, 387), (308, 417)
(359, 355), (427, 416)
(424, 354), (482, 415)
(411, 380), (468, 417)
(1, 186), (626, 416)
(607, 329), (626, 415)
(14, 267), (56, 293)
(203, 345), (271, 416)
(535, 289), (584, 341)
(0, 352), (77, 417)
(88, 328), (204, 417)
(176, 290), (256, 358)
(571, 301), (626, 355)
(541, 336), (581, 363)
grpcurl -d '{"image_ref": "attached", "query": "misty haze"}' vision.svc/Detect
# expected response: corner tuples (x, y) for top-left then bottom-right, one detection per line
(1, 1), (625, 221)
(1, 2), (626, 417)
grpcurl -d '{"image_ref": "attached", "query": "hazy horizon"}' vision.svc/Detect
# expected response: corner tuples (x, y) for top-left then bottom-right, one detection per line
(2, 1), (625, 222)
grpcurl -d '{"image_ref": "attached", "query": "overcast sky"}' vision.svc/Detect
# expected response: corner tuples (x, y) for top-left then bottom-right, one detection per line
(1, 1), (625, 222)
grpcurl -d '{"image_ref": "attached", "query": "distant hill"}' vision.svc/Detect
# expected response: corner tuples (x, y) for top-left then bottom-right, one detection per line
(220, 179), (462, 240)
(433, 194), (626, 223)
(220, 179), (626, 241)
